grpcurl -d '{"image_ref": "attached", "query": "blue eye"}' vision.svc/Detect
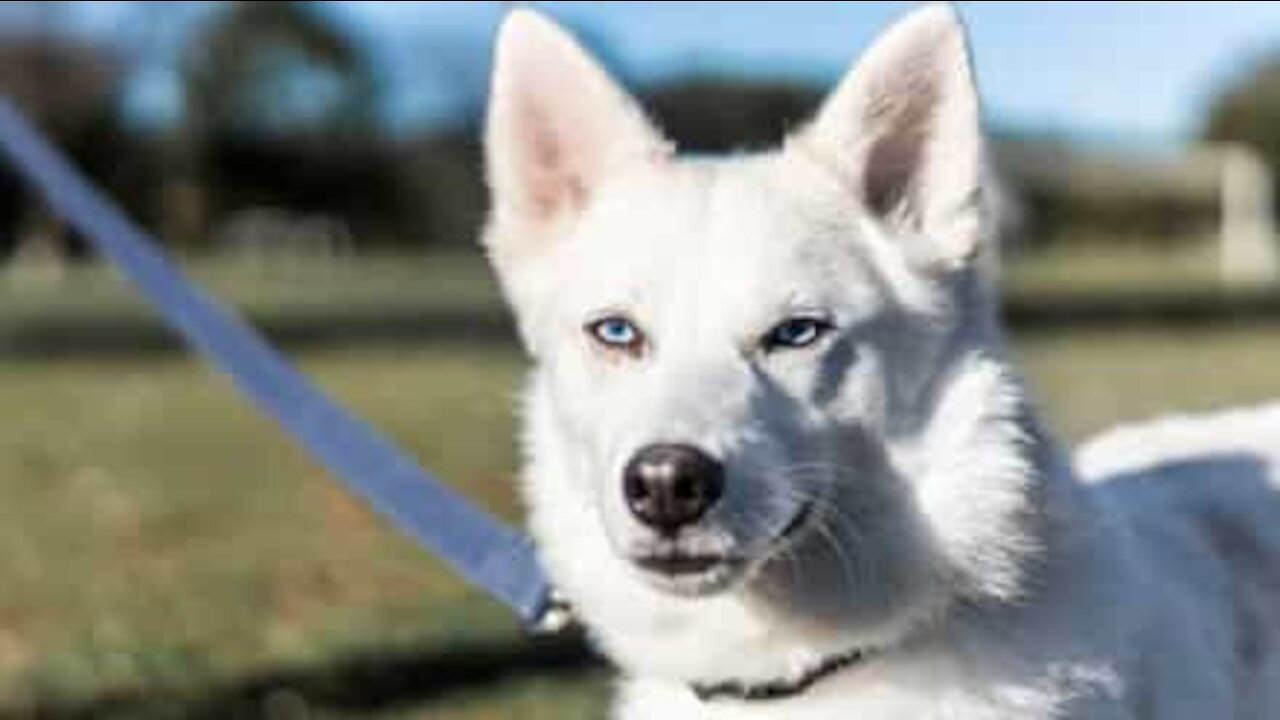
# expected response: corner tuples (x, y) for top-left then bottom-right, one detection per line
(588, 316), (644, 351)
(763, 316), (833, 351)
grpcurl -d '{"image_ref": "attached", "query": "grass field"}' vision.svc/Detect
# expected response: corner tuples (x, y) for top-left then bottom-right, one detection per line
(1, 254), (1279, 717)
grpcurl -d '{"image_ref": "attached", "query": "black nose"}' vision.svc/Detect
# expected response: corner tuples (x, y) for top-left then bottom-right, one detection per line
(623, 444), (724, 533)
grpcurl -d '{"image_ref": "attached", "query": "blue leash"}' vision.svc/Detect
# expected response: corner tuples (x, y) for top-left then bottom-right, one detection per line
(0, 99), (556, 628)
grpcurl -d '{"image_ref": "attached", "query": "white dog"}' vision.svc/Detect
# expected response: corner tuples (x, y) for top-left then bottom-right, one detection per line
(480, 4), (1280, 718)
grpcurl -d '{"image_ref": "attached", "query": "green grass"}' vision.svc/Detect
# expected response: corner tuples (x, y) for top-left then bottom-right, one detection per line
(0, 327), (1278, 716)
(2, 249), (1280, 717)
(1016, 327), (1280, 441)
(0, 347), (534, 716)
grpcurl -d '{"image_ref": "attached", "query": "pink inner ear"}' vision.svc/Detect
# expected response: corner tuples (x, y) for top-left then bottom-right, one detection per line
(860, 73), (938, 222)
(512, 96), (591, 221)
(487, 9), (668, 232)
(525, 113), (586, 219)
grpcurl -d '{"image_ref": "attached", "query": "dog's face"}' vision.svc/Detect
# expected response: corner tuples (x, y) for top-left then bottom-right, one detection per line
(509, 155), (926, 599)
(483, 4), (1032, 681)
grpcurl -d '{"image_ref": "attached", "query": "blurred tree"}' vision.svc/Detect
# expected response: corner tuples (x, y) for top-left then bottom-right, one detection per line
(185, 1), (376, 141)
(643, 78), (821, 152)
(180, 1), (407, 250)
(1204, 51), (1280, 207)
(0, 37), (120, 139)
(0, 12), (129, 260)
(389, 9), (627, 246)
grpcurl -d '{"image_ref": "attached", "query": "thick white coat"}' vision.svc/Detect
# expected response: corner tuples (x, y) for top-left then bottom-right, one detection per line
(480, 5), (1280, 718)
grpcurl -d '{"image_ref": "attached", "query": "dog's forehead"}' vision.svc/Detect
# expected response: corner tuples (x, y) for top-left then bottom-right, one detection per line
(585, 156), (818, 256)
(562, 153), (880, 314)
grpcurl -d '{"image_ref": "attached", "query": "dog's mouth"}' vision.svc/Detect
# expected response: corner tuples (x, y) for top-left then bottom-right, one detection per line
(632, 552), (734, 576)
(628, 500), (817, 596)
(628, 550), (746, 595)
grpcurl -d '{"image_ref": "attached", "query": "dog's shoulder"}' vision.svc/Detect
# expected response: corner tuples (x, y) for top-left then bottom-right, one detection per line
(1076, 402), (1280, 485)
(1075, 402), (1280, 557)
(1073, 405), (1280, 717)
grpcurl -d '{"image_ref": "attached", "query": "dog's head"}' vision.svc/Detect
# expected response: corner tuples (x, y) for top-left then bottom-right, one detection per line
(482, 4), (1037, 684)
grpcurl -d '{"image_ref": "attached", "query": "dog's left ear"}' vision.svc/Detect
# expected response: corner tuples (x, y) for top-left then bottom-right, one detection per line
(794, 3), (986, 269)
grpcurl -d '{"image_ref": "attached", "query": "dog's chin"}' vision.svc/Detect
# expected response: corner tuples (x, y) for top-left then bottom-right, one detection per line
(625, 501), (819, 598)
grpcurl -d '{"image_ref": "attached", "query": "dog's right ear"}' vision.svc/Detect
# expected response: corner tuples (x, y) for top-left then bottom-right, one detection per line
(484, 10), (668, 255)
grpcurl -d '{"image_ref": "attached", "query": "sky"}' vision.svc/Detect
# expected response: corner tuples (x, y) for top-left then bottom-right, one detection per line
(12, 1), (1280, 145)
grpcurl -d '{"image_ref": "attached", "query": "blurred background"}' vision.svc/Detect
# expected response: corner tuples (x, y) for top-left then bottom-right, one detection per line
(0, 1), (1278, 717)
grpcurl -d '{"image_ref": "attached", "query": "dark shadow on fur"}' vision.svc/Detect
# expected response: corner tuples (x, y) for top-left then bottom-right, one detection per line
(813, 334), (858, 406)
(1093, 451), (1280, 693)
(1091, 452), (1273, 506)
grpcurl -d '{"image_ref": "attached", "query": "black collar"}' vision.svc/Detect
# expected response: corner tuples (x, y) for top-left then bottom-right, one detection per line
(690, 645), (871, 703)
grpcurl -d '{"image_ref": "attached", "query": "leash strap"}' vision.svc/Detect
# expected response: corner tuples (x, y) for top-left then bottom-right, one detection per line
(0, 99), (555, 627)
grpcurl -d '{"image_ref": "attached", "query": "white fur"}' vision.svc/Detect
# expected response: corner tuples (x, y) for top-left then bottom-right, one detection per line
(481, 5), (1280, 718)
